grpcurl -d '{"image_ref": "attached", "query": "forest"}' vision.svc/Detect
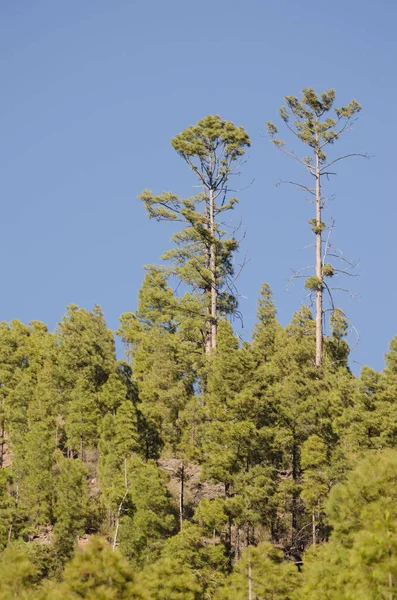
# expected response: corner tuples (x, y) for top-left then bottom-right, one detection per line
(0, 89), (396, 600)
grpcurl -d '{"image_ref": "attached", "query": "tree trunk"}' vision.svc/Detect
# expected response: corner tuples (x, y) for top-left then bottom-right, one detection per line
(312, 510), (316, 546)
(389, 544), (393, 600)
(0, 418), (4, 469)
(179, 462), (184, 531)
(291, 442), (298, 544)
(248, 544), (253, 600)
(315, 136), (323, 367)
(235, 527), (240, 560)
(204, 195), (213, 355)
(225, 483), (232, 561)
(113, 491), (128, 551)
(209, 187), (217, 351)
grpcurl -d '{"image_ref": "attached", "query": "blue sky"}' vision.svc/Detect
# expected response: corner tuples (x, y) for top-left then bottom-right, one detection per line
(0, 0), (395, 373)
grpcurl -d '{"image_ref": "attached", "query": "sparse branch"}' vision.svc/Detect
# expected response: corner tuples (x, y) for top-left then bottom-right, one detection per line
(320, 153), (369, 172)
(276, 180), (316, 196)
(322, 218), (335, 264)
(276, 146), (315, 172)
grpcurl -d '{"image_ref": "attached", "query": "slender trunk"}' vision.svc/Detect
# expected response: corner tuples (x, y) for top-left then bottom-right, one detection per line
(315, 135), (323, 367)
(247, 526), (253, 600)
(113, 490), (128, 551)
(209, 187), (217, 351)
(124, 457), (128, 489)
(291, 442), (298, 544)
(236, 527), (240, 560)
(248, 544), (253, 600)
(179, 462), (184, 531)
(312, 510), (316, 546)
(7, 522), (12, 543)
(79, 435), (84, 461)
(9, 480), (19, 544)
(389, 543), (393, 600)
(225, 483), (232, 561)
(112, 517), (120, 552)
(204, 195), (212, 355)
(0, 418), (4, 468)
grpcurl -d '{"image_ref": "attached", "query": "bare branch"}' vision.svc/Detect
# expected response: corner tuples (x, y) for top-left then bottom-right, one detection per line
(276, 179), (316, 197)
(276, 146), (315, 173)
(320, 153), (369, 172)
(323, 218), (335, 264)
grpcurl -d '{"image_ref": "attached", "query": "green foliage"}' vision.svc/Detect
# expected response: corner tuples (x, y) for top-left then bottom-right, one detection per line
(139, 116), (251, 350)
(0, 542), (39, 599)
(139, 556), (201, 600)
(160, 523), (228, 597)
(65, 377), (100, 459)
(301, 435), (329, 509)
(300, 450), (397, 599)
(322, 263), (334, 278)
(330, 308), (348, 339)
(56, 305), (115, 391)
(0, 100), (389, 600)
(385, 335), (397, 373)
(118, 458), (176, 568)
(52, 452), (88, 560)
(305, 276), (323, 292)
(268, 87), (361, 164)
(309, 218), (325, 234)
(171, 114), (250, 169)
(0, 470), (13, 550)
(50, 537), (145, 599)
(215, 542), (300, 599)
(252, 283), (280, 363)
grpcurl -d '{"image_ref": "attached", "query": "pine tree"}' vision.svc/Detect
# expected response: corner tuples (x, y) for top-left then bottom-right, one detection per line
(118, 457), (176, 567)
(139, 555), (202, 600)
(140, 115), (250, 353)
(159, 522), (228, 598)
(300, 449), (397, 599)
(118, 269), (195, 452)
(268, 88), (366, 366)
(52, 451), (88, 559)
(251, 283), (280, 364)
(55, 305), (115, 392)
(65, 377), (100, 460)
(215, 542), (300, 600)
(301, 435), (329, 545)
(0, 543), (39, 600)
(0, 470), (13, 550)
(47, 537), (145, 599)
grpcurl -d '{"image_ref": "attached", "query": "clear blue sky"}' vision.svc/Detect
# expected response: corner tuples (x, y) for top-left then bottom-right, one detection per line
(1, 0), (395, 373)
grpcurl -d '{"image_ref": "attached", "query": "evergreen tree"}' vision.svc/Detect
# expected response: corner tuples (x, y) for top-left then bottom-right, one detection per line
(215, 542), (300, 600)
(0, 543), (39, 600)
(45, 537), (145, 600)
(52, 452), (88, 560)
(268, 88), (365, 366)
(301, 435), (329, 545)
(300, 450), (397, 599)
(139, 555), (201, 600)
(251, 283), (280, 364)
(118, 269), (195, 452)
(55, 305), (115, 392)
(140, 115), (250, 353)
(117, 457), (176, 568)
(161, 522), (228, 598)
(65, 377), (99, 460)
